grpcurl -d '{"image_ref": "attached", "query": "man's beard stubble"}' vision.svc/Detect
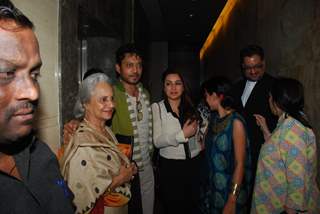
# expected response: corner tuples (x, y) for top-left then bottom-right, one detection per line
(4, 100), (38, 125)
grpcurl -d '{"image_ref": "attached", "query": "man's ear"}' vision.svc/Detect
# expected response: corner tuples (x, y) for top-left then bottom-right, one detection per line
(115, 64), (121, 75)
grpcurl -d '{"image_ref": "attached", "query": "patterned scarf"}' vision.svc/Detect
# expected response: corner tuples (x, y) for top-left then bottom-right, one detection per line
(125, 83), (153, 170)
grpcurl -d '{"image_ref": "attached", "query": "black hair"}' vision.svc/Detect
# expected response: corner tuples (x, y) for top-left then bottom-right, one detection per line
(115, 43), (143, 65)
(200, 79), (210, 101)
(203, 76), (235, 110)
(83, 68), (104, 80)
(270, 77), (311, 128)
(162, 67), (198, 121)
(0, 0), (34, 30)
(240, 44), (264, 64)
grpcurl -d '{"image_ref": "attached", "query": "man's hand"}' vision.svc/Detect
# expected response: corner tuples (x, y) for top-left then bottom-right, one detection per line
(63, 119), (80, 145)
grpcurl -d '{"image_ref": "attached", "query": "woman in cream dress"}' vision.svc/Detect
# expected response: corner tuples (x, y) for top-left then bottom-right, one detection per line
(60, 73), (137, 214)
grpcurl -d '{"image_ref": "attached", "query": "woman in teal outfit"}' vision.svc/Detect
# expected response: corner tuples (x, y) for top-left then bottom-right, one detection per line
(200, 77), (252, 214)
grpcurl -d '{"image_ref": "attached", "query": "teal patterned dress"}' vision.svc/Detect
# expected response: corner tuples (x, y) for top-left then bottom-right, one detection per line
(200, 112), (252, 214)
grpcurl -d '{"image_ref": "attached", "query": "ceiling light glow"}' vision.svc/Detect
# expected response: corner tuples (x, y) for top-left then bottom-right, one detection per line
(200, 0), (239, 60)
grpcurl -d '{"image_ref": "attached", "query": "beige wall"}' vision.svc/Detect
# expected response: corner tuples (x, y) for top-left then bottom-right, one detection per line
(255, 0), (320, 144)
(201, 0), (320, 139)
(201, 0), (320, 181)
(12, 0), (61, 153)
(201, 0), (257, 81)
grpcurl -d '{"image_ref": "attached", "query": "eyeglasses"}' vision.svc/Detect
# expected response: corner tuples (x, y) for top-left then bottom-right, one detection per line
(136, 100), (143, 121)
(242, 63), (263, 71)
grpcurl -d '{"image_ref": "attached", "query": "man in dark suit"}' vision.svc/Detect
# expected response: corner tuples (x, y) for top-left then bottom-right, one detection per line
(231, 45), (278, 176)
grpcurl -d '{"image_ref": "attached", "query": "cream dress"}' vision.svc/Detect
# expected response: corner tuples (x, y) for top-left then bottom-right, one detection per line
(60, 120), (131, 214)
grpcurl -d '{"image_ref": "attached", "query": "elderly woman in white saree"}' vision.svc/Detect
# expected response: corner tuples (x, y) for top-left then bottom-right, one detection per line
(60, 73), (137, 214)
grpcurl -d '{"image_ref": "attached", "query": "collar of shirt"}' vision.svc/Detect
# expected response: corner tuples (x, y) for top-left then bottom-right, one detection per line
(241, 80), (257, 106)
(164, 98), (185, 127)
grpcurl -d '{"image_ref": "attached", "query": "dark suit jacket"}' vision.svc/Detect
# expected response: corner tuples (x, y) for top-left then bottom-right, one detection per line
(230, 73), (278, 170)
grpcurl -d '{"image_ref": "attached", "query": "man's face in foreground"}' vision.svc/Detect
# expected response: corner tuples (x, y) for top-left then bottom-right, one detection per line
(0, 21), (42, 143)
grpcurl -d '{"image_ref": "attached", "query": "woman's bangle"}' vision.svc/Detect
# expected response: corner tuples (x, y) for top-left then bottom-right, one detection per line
(230, 182), (241, 197)
(106, 186), (112, 194)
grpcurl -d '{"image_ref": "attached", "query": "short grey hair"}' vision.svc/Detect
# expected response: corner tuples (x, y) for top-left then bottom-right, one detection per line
(73, 73), (113, 118)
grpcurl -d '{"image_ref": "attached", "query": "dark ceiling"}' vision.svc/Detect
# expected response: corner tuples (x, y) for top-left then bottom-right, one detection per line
(139, 0), (227, 48)
(79, 0), (227, 49)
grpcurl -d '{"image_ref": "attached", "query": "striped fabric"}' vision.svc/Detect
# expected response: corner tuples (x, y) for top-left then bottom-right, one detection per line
(125, 84), (153, 170)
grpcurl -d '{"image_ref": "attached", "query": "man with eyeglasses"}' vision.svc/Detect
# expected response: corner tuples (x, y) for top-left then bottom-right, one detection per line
(0, 1), (74, 213)
(230, 44), (278, 184)
(112, 43), (154, 214)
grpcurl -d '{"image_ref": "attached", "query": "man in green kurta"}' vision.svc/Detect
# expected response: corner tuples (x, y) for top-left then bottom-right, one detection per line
(111, 44), (154, 214)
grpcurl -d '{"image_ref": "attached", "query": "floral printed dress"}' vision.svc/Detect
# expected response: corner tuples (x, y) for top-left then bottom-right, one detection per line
(251, 114), (320, 214)
(200, 112), (252, 214)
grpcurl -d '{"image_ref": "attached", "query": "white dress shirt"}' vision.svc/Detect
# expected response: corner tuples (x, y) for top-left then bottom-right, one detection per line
(241, 80), (257, 107)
